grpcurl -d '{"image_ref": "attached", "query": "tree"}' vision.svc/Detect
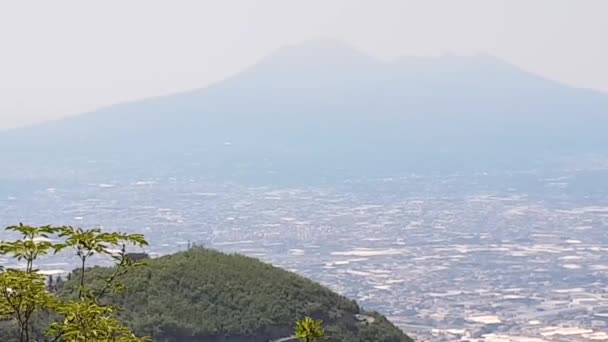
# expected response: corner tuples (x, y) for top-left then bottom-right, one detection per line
(0, 223), (149, 342)
(295, 316), (325, 342)
(0, 224), (60, 342)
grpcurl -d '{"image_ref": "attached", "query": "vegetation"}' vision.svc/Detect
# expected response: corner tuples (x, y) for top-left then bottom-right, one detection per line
(0, 225), (412, 341)
(0, 224), (148, 342)
(295, 316), (325, 342)
(59, 247), (412, 341)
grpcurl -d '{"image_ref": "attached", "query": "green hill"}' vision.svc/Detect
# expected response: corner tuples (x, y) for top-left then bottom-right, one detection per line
(59, 247), (413, 342)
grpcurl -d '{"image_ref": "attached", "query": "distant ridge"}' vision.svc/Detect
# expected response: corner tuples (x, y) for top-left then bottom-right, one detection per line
(259, 38), (379, 66)
(1, 40), (607, 182)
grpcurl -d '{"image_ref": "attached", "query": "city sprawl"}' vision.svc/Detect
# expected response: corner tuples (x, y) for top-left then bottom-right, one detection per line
(2, 167), (608, 341)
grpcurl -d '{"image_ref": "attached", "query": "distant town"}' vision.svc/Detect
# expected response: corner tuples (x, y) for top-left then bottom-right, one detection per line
(2, 165), (608, 341)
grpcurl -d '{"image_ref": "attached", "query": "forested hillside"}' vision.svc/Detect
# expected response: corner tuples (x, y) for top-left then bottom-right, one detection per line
(58, 247), (412, 342)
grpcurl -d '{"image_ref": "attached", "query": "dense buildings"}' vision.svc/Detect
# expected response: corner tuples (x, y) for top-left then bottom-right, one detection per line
(2, 166), (608, 341)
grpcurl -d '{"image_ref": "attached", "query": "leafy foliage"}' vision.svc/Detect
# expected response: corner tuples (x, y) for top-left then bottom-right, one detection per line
(0, 224), (411, 341)
(47, 299), (148, 342)
(295, 316), (325, 341)
(0, 223), (149, 342)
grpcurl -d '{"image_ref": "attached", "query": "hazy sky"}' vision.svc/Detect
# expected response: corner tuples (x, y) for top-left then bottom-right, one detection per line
(1, 0), (606, 129)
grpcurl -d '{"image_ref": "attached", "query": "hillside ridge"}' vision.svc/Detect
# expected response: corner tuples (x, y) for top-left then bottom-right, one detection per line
(58, 247), (413, 342)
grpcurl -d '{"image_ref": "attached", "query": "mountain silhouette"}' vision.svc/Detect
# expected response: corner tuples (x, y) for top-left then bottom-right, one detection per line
(2, 40), (607, 182)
